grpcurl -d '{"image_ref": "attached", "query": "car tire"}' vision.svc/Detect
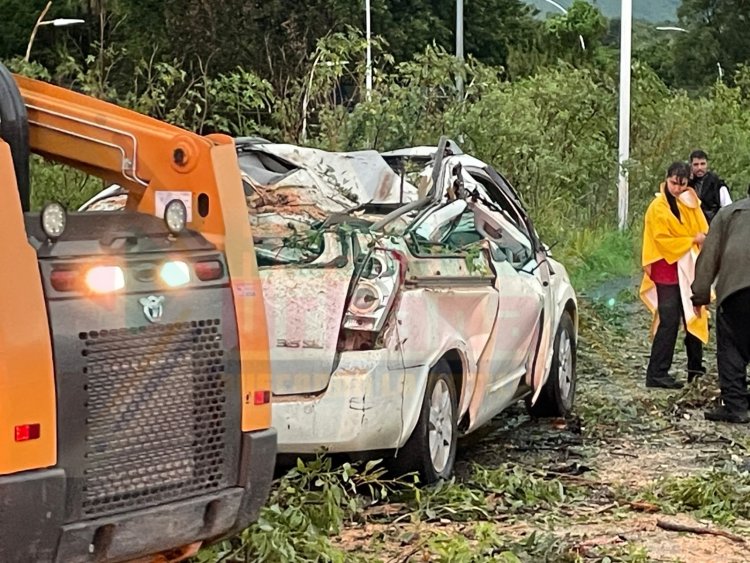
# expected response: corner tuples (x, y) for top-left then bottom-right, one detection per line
(392, 359), (458, 483)
(526, 311), (576, 418)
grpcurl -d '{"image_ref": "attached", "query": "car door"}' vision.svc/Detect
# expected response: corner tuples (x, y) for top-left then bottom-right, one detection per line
(462, 169), (551, 428)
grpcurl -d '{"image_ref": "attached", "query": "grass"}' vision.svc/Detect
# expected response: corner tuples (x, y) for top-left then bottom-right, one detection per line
(555, 227), (640, 293)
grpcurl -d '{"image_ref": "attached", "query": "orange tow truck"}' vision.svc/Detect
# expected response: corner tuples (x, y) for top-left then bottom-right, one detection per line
(0, 63), (274, 562)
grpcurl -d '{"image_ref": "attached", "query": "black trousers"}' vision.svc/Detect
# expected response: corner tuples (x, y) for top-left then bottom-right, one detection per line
(646, 284), (704, 381)
(716, 288), (750, 414)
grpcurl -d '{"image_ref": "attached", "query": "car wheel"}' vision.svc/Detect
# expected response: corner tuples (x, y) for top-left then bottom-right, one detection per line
(526, 311), (576, 418)
(393, 359), (458, 483)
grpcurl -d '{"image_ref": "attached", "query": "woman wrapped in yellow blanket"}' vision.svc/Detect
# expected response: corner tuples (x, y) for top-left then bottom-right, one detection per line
(641, 161), (709, 389)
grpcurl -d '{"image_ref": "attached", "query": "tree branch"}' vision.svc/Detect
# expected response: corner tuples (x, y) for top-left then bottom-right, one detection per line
(656, 518), (746, 544)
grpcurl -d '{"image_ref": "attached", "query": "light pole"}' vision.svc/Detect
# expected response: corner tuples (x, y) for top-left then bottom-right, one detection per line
(25, 1), (85, 62)
(456, 0), (464, 99)
(539, 0), (586, 51)
(617, 0), (632, 230)
(365, 0), (372, 100)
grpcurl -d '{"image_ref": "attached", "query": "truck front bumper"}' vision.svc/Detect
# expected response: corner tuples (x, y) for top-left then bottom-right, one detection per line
(0, 429), (276, 563)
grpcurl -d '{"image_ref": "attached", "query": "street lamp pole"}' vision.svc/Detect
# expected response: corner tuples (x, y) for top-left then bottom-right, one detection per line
(617, 0), (633, 230)
(365, 0), (372, 100)
(25, 1), (85, 62)
(456, 0), (464, 99)
(25, 1), (53, 62)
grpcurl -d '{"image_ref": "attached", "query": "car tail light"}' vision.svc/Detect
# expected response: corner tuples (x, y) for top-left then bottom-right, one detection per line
(160, 260), (190, 287)
(194, 260), (224, 281)
(85, 266), (125, 294)
(15, 423), (41, 442)
(253, 390), (271, 405)
(343, 250), (401, 333)
(50, 269), (80, 292)
(349, 282), (382, 316)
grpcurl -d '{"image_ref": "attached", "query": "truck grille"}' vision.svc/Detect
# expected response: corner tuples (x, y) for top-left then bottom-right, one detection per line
(79, 319), (230, 517)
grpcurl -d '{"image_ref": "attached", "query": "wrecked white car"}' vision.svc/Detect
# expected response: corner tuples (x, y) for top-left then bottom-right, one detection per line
(82, 137), (578, 481)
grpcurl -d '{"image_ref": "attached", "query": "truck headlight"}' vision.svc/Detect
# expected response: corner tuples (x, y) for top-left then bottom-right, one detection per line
(164, 199), (187, 235)
(41, 202), (67, 240)
(160, 260), (190, 287)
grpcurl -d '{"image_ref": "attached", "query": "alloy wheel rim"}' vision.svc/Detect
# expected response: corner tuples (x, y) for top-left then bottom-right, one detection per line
(558, 330), (574, 403)
(428, 379), (453, 473)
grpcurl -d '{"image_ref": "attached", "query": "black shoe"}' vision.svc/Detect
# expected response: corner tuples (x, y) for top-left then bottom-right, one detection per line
(705, 406), (750, 424)
(687, 369), (706, 384)
(646, 377), (684, 390)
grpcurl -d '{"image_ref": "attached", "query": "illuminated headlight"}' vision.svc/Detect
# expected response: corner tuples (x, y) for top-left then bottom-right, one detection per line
(349, 281), (383, 316)
(160, 260), (190, 287)
(85, 266), (125, 294)
(164, 199), (187, 235)
(41, 202), (67, 240)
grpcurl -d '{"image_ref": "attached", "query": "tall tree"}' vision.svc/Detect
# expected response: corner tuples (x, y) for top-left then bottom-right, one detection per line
(673, 0), (750, 90)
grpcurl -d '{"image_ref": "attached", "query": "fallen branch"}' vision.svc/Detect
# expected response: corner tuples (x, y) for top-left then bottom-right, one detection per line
(656, 518), (746, 543)
(629, 500), (660, 513)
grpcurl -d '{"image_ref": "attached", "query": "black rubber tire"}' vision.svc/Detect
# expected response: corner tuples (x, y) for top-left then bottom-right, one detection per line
(526, 312), (577, 418)
(0, 63), (30, 211)
(391, 359), (458, 483)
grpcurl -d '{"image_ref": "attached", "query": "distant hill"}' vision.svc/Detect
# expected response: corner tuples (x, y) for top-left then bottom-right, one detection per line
(525, 0), (680, 22)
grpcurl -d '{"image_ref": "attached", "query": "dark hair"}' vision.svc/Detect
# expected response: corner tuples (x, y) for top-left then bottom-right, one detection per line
(664, 161), (688, 222)
(666, 161), (690, 179)
(689, 149), (708, 161)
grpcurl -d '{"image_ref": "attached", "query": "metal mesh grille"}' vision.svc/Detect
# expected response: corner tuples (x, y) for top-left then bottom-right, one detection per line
(80, 319), (229, 517)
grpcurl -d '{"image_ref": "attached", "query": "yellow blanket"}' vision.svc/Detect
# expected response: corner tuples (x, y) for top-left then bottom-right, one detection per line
(640, 184), (709, 343)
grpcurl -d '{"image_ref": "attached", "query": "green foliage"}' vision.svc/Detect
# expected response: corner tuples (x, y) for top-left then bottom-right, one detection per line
(527, 0), (680, 22)
(425, 525), (578, 562)
(674, 0), (750, 91)
(645, 463), (750, 525)
(29, 157), (103, 211)
(406, 463), (582, 523)
(195, 455), (414, 562)
(409, 478), (492, 522)
(544, 0), (608, 53)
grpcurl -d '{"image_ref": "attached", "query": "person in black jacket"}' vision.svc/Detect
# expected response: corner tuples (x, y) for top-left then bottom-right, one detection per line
(691, 192), (750, 424)
(689, 149), (732, 224)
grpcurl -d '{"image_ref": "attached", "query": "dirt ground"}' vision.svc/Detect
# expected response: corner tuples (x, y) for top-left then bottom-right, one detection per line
(335, 290), (750, 562)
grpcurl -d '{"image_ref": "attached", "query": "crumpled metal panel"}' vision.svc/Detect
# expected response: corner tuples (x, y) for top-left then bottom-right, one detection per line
(243, 144), (419, 240)
(260, 264), (354, 395)
(392, 286), (499, 420)
(243, 144), (418, 205)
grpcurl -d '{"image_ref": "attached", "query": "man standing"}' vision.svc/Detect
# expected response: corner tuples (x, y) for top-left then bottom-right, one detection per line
(691, 194), (750, 423)
(689, 149), (732, 224)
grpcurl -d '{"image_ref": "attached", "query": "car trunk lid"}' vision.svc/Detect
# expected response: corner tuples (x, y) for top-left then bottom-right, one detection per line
(260, 263), (355, 395)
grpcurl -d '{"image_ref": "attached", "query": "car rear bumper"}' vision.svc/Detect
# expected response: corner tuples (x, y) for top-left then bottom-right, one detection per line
(0, 429), (276, 563)
(273, 350), (429, 453)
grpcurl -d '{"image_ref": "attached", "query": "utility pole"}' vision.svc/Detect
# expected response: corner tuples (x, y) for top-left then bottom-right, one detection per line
(456, 0), (464, 100)
(365, 0), (372, 100)
(617, 0), (632, 230)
